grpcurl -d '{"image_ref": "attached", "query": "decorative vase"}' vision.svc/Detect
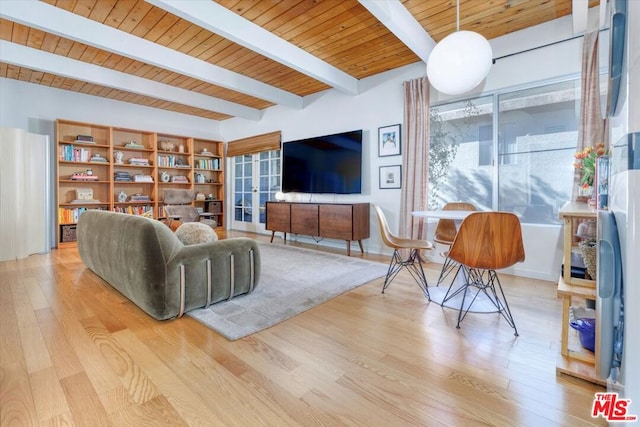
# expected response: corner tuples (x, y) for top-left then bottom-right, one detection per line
(577, 185), (593, 204)
(579, 185), (593, 197)
(114, 151), (123, 164)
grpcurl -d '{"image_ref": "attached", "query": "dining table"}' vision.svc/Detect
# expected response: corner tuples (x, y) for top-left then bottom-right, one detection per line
(411, 210), (477, 221)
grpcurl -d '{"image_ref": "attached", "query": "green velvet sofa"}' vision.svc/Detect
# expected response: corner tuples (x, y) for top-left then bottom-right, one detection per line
(77, 210), (260, 320)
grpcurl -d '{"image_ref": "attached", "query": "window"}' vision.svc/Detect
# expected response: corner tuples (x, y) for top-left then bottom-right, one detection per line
(478, 125), (493, 166)
(429, 96), (493, 211)
(429, 78), (588, 224)
(497, 81), (581, 224)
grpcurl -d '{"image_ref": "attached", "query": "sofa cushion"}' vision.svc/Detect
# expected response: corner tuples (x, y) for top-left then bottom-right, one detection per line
(175, 222), (218, 245)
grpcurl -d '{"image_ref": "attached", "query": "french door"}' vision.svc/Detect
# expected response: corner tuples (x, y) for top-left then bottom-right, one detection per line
(230, 150), (281, 233)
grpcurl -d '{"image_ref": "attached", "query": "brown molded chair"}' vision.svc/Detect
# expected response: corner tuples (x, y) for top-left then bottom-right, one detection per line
(163, 189), (217, 230)
(442, 212), (525, 335)
(434, 202), (476, 286)
(373, 205), (433, 298)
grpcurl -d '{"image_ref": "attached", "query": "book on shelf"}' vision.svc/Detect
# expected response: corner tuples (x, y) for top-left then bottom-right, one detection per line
(90, 154), (108, 163)
(129, 193), (150, 202)
(157, 155), (190, 168)
(129, 157), (150, 166)
(195, 158), (220, 169)
(113, 205), (153, 215)
(60, 145), (91, 162)
(58, 206), (106, 224)
(114, 171), (132, 181)
(133, 174), (154, 182)
(75, 134), (94, 143)
(70, 199), (102, 204)
(124, 141), (144, 149)
(157, 155), (176, 167)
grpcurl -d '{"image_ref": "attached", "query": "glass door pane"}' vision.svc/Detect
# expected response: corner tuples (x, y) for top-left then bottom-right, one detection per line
(231, 150), (280, 232)
(258, 151), (281, 224)
(233, 155), (254, 225)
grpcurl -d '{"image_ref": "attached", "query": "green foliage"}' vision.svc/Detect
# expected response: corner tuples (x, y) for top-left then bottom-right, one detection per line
(428, 100), (479, 209)
(429, 108), (456, 191)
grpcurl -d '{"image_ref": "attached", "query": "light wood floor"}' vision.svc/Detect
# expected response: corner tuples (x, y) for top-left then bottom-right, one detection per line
(1, 231), (605, 426)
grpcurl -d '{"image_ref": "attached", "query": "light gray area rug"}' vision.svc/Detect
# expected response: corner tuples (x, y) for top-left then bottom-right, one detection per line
(187, 243), (388, 340)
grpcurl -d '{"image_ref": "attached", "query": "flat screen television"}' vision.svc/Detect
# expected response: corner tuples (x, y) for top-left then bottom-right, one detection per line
(282, 130), (362, 194)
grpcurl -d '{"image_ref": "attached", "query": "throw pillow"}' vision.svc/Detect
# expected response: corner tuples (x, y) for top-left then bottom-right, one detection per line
(175, 222), (218, 245)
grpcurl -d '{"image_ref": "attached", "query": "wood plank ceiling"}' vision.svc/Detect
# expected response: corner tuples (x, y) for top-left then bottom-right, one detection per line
(0, 0), (599, 121)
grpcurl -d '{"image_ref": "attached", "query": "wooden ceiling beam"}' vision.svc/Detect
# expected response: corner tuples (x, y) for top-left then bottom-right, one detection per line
(0, 41), (262, 121)
(358, 0), (435, 63)
(146, 0), (360, 95)
(0, 0), (302, 109)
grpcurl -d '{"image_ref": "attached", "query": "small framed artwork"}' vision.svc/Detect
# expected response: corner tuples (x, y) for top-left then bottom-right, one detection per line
(378, 124), (401, 157)
(379, 165), (402, 189)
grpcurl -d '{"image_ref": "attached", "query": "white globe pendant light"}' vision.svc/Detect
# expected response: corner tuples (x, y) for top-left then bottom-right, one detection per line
(426, 0), (493, 95)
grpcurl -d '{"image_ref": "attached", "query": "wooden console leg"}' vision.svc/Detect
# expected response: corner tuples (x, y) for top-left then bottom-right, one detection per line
(270, 231), (275, 243)
(346, 240), (351, 256)
(358, 240), (364, 254)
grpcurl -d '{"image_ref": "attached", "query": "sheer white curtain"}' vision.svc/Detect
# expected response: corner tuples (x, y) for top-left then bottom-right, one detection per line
(573, 29), (605, 201)
(399, 77), (430, 245)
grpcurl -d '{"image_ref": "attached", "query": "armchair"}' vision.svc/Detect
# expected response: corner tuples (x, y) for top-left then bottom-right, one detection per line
(163, 189), (217, 230)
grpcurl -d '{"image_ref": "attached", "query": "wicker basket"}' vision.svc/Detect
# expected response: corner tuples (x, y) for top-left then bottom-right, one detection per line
(579, 239), (597, 279)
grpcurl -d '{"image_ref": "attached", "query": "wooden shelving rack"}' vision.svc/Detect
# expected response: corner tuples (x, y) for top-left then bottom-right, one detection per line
(556, 201), (604, 386)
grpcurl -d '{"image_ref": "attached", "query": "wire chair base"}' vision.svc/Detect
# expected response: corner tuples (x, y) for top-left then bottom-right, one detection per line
(436, 254), (459, 287)
(442, 267), (518, 336)
(381, 249), (430, 299)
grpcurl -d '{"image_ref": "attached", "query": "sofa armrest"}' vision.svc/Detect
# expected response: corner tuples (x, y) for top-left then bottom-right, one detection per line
(165, 237), (261, 313)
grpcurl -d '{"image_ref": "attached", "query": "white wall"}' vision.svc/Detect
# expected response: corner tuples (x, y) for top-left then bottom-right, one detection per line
(0, 79), (222, 139)
(0, 12), (607, 281)
(0, 79), (222, 246)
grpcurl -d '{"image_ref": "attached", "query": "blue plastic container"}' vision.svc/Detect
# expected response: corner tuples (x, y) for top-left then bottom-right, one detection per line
(569, 317), (596, 352)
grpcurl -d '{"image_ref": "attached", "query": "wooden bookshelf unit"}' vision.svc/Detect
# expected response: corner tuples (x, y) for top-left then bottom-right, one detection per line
(56, 119), (224, 247)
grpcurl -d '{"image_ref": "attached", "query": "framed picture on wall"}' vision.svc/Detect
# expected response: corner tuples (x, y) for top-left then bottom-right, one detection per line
(378, 124), (401, 157)
(379, 165), (402, 189)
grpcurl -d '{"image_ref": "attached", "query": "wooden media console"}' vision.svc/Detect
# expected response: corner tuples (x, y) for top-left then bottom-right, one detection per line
(265, 202), (370, 256)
